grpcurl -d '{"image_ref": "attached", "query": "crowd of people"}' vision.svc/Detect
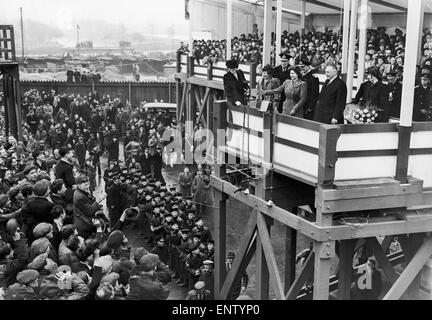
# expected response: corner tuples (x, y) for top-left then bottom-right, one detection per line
(179, 26), (432, 83)
(0, 87), (238, 300)
(66, 69), (102, 83)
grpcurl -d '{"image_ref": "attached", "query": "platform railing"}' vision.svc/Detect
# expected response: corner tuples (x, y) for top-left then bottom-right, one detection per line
(176, 53), (360, 96)
(222, 103), (432, 192)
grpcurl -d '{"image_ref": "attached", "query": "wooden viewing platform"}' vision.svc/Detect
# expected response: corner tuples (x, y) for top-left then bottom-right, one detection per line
(175, 0), (432, 300)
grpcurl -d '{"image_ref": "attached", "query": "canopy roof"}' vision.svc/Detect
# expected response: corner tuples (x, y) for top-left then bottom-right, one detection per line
(235, 0), (432, 15)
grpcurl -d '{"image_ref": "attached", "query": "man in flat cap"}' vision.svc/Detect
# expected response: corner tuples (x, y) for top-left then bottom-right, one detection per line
(186, 280), (211, 300)
(223, 59), (250, 107)
(126, 254), (170, 300)
(199, 260), (214, 299)
(4, 269), (40, 300)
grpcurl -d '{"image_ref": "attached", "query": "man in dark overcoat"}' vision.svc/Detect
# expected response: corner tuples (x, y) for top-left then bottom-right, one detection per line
(223, 59), (250, 106)
(313, 64), (348, 124)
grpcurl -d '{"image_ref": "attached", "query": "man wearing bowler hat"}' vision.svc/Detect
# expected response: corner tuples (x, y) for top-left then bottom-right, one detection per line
(223, 59), (250, 106)
(273, 53), (293, 113)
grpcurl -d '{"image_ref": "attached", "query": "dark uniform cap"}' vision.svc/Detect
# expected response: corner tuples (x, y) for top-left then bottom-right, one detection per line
(138, 253), (159, 271)
(279, 53), (292, 60)
(181, 228), (190, 233)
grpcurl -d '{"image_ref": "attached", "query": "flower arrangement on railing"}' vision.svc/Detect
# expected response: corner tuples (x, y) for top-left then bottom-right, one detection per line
(344, 102), (380, 124)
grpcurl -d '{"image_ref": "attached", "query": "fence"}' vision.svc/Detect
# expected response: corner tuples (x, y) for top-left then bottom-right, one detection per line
(11, 81), (176, 106)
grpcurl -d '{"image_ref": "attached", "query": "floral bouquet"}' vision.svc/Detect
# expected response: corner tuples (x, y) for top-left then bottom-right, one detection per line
(345, 103), (380, 124)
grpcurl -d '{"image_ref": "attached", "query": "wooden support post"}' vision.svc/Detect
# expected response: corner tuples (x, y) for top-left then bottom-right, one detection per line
(226, 0), (233, 61)
(3, 76), (10, 137)
(381, 236), (393, 252)
(257, 212), (285, 300)
(313, 239), (334, 300)
(213, 190), (227, 298)
(262, 0), (273, 66)
(219, 214), (257, 300)
(286, 252), (315, 300)
(357, 0), (368, 84)
(206, 91), (214, 133)
(317, 125), (340, 188)
(337, 239), (356, 300)
(346, 0), (358, 103)
(256, 212), (271, 300)
(250, 63), (257, 89)
(395, 125), (412, 183)
(384, 235), (432, 300)
(176, 50), (182, 73)
(341, 0), (350, 74)
(207, 61), (213, 81)
(275, 0), (283, 66)
(300, 0), (306, 53)
(187, 56), (195, 76)
(400, 0), (424, 127)
(284, 213), (297, 294)
(213, 100), (227, 177)
(313, 204), (334, 300)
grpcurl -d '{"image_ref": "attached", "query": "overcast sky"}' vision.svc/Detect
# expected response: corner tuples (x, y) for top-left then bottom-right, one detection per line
(0, 0), (187, 35)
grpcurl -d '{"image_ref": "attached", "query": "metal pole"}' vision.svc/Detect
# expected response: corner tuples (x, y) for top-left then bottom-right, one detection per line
(341, 0), (350, 74)
(77, 25), (80, 56)
(346, 0), (358, 103)
(357, 0), (368, 84)
(276, 0), (283, 65)
(227, 0), (233, 60)
(400, 0), (424, 127)
(20, 7), (24, 59)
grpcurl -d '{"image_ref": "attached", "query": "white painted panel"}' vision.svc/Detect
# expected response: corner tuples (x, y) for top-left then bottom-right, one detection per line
(276, 122), (319, 149)
(410, 131), (432, 149)
(334, 156), (397, 180)
(273, 143), (319, 178)
(238, 64), (250, 73)
(247, 115), (263, 132)
(213, 69), (226, 77)
(226, 130), (263, 158)
(231, 111), (263, 132)
(214, 61), (226, 69)
(195, 75), (207, 79)
(181, 65), (187, 73)
(195, 66), (208, 75)
(408, 155), (432, 189)
(244, 74), (250, 81)
(180, 55), (187, 64)
(337, 132), (399, 151)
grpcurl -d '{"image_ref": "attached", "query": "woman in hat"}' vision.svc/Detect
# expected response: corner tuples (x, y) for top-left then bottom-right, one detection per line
(260, 66), (307, 118)
(365, 68), (390, 123)
(223, 59), (250, 106)
(255, 64), (281, 110)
